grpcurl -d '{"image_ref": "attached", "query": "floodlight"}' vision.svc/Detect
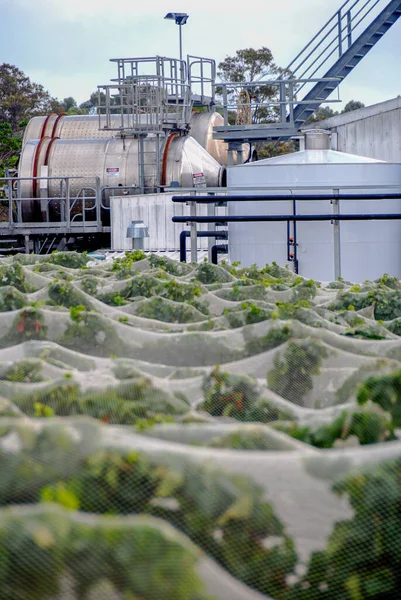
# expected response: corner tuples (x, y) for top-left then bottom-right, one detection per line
(164, 12), (189, 25)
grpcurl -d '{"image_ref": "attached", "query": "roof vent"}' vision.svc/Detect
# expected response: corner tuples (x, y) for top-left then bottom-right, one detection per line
(304, 129), (331, 151)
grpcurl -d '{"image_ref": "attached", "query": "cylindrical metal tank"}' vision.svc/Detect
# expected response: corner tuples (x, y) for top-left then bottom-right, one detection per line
(22, 112), (235, 166)
(18, 134), (225, 219)
(189, 111), (246, 165)
(228, 130), (401, 282)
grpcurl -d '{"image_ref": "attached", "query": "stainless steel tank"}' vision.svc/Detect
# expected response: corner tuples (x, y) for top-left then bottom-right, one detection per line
(18, 134), (225, 219)
(22, 112), (235, 166)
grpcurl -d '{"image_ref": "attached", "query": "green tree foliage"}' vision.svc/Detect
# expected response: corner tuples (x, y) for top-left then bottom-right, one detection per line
(0, 122), (22, 176)
(217, 47), (288, 124)
(306, 105), (339, 124)
(307, 99), (365, 124)
(342, 99), (365, 113)
(62, 96), (77, 112)
(79, 91), (119, 115)
(0, 63), (58, 131)
(217, 47), (297, 157)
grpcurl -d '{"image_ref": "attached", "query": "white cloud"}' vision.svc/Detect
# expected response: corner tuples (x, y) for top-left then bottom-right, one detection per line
(7, 0), (401, 107)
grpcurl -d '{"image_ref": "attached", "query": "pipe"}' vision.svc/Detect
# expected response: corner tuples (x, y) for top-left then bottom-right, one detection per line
(179, 230), (228, 263)
(172, 193), (401, 203)
(287, 199), (299, 274)
(211, 244), (228, 265)
(173, 213), (401, 224)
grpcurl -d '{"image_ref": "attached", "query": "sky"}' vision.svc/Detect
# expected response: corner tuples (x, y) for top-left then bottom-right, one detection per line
(1, 0), (400, 111)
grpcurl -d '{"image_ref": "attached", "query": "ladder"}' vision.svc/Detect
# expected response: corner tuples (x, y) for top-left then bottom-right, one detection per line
(288, 0), (401, 128)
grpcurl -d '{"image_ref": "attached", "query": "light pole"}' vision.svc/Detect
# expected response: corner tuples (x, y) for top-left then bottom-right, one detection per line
(164, 12), (189, 64)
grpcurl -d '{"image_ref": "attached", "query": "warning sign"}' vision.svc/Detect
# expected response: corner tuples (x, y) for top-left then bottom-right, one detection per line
(106, 167), (120, 177)
(193, 172), (206, 188)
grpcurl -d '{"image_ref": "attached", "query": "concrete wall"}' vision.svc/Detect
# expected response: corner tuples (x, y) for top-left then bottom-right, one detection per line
(111, 193), (226, 251)
(305, 97), (401, 162)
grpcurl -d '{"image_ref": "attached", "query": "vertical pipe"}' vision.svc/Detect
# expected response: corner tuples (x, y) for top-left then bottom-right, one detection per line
(292, 198), (299, 275)
(180, 231), (188, 263)
(190, 197), (197, 264)
(332, 190), (342, 280)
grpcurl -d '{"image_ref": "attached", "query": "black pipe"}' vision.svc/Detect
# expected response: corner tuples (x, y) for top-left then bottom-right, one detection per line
(211, 244), (228, 265)
(172, 193), (401, 203)
(286, 199), (299, 274)
(173, 213), (401, 224)
(179, 230), (228, 263)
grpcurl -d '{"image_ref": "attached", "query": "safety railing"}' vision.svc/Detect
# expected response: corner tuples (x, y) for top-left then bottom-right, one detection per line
(284, 0), (388, 96)
(99, 56), (196, 134)
(0, 176), (104, 232)
(98, 79), (193, 134)
(187, 55), (216, 106)
(213, 78), (341, 128)
(171, 188), (401, 273)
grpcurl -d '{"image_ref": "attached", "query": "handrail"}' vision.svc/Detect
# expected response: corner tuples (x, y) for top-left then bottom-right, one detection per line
(172, 213), (401, 223)
(0, 175), (102, 231)
(172, 192), (401, 203)
(285, 0), (385, 81)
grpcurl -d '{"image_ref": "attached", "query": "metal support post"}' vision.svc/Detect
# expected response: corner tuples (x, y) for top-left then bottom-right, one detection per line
(288, 81), (294, 125)
(347, 10), (352, 48)
(24, 235), (30, 255)
(207, 193), (216, 262)
(190, 197), (197, 264)
(338, 10), (343, 57)
(222, 87), (228, 127)
(6, 177), (13, 227)
(228, 142), (243, 167)
(95, 177), (102, 230)
(332, 189), (342, 280)
(65, 178), (71, 230)
(139, 135), (146, 194)
(279, 82), (286, 124)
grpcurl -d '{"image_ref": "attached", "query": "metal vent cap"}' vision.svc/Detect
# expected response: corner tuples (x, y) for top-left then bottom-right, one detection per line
(304, 129), (331, 150)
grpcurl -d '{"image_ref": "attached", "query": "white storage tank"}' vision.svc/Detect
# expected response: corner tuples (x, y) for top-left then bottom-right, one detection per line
(228, 130), (401, 282)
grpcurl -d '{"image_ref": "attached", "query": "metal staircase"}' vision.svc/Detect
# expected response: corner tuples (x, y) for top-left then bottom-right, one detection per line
(288, 0), (401, 128)
(213, 0), (401, 145)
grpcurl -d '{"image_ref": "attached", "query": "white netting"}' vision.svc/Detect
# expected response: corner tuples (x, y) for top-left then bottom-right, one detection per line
(1, 251), (401, 599)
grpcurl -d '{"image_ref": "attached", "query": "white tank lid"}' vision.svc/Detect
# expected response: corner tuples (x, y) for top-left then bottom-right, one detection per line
(237, 149), (386, 166)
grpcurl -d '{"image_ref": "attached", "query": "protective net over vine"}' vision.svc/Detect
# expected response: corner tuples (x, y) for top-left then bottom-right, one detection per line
(1, 250), (401, 599)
